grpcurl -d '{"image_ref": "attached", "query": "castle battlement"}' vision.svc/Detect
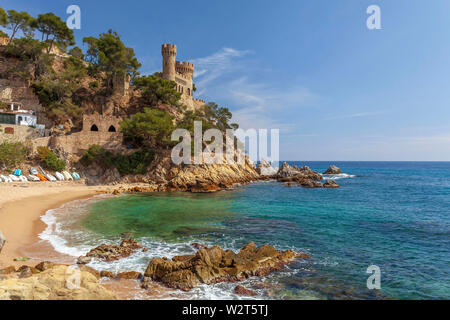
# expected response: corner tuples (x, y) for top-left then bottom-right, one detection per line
(161, 43), (204, 111)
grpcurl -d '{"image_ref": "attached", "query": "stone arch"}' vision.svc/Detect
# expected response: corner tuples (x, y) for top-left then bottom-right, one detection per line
(108, 125), (117, 132)
(90, 124), (99, 131)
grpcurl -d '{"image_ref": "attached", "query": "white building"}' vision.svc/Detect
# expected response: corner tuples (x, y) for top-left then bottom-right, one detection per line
(0, 102), (42, 128)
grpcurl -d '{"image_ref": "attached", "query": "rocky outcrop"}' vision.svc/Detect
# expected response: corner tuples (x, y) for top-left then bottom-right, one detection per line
(0, 265), (118, 300)
(166, 158), (260, 193)
(256, 159), (277, 176)
(143, 242), (305, 291)
(81, 239), (144, 262)
(0, 230), (5, 254)
(323, 180), (339, 188)
(277, 162), (323, 188)
(323, 165), (342, 175)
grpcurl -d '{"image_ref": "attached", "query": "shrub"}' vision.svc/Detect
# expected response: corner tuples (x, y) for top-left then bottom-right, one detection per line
(37, 146), (51, 160)
(80, 145), (154, 175)
(43, 151), (66, 171)
(0, 141), (29, 168)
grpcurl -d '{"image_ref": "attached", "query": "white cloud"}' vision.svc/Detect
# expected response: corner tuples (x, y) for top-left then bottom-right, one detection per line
(192, 47), (251, 94)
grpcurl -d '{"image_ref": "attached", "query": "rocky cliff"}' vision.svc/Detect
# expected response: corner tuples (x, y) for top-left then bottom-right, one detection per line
(0, 265), (118, 300)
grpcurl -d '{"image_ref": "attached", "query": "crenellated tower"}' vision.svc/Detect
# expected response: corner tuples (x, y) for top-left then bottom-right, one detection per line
(161, 44), (177, 81)
(160, 43), (203, 110)
(175, 61), (194, 80)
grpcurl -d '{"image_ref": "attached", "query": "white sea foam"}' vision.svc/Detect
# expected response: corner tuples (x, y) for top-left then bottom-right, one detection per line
(323, 173), (356, 180)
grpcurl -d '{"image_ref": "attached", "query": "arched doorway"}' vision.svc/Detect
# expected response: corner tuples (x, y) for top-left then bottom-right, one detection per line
(90, 124), (99, 131)
(108, 125), (116, 132)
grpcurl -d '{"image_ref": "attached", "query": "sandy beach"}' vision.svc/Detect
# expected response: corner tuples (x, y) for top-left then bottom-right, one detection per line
(0, 182), (107, 269)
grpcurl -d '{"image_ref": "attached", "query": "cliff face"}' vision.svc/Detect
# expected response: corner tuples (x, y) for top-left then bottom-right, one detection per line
(82, 151), (261, 193)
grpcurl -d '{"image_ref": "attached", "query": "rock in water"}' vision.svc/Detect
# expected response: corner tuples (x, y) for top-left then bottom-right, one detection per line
(81, 239), (143, 262)
(323, 180), (340, 188)
(323, 165), (342, 175)
(234, 285), (258, 296)
(277, 162), (323, 188)
(0, 231), (5, 254)
(143, 242), (307, 291)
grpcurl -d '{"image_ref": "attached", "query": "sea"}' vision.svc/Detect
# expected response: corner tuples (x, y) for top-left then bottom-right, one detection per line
(39, 162), (450, 300)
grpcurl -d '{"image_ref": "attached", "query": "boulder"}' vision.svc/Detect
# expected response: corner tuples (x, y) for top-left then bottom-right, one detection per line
(256, 159), (278, 176)
(0, 266), (16, 275)
(323, 180), (340, 188)
(18, 266), (33, 279)
(35, 261), (55, 272)
(0, 230), (5, 254)
(234, 285), (258, 297)
(0, 265), (118, 300)
(323, 165), (342, 175)
(116, 271), (142, 280)
(76, 256), (92, 265)
(143, 242), (306, 291)
(100, 270), (115, 278)
(81, 239), (143, 262)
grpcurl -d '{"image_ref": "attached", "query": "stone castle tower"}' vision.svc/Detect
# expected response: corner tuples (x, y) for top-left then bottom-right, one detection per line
(161, 44), (204, 110)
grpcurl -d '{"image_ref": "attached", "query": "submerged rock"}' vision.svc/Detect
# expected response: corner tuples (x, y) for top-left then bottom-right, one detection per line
(143, 242), (306, 291)
(234, 285), (258, 296)
(82, 239), (144, 262)
(323, 165), (342, 175)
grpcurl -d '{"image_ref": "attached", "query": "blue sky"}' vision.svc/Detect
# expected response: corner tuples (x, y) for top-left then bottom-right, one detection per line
(2, 0), (450, 161)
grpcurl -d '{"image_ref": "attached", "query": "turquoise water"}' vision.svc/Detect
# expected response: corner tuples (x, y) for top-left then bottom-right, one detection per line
(47, 162), (450, 299)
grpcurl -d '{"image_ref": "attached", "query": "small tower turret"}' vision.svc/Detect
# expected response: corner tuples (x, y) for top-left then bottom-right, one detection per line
(161, 44), (177, 81)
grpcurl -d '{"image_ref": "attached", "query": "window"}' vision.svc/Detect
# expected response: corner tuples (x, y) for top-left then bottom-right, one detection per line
(90, 124), (99, 131)
(108, 125), (116, 132)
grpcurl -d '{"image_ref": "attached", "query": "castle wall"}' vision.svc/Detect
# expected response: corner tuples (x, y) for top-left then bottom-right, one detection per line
(0, 124), (44, 143)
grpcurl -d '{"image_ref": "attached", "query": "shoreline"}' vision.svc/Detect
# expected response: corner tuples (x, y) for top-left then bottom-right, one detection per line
(0, 183), (107, 268)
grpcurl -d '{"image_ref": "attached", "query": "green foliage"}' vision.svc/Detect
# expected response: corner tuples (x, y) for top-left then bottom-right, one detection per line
(68, 46), (84, 60)
(32, 56), (87, 123)
(5, 10), (35, 42)
(133, 75), (181, 107)
(177, 110), (213, 135)
(36, 146), (51, 160)
(89, 80), (99, 89)
(0, 141), (29, 168)
(120, 108), (175, 147)
(203, 102), (239, 131)
(0, 30), (8, 37)
(80, 145), (155, 175)
(0, 7), (8, 26)
(83, 30), (141, 90)
(42, 151), (66, 171)
(34, 12), (74, 54)
(0, 101), (8, 111)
